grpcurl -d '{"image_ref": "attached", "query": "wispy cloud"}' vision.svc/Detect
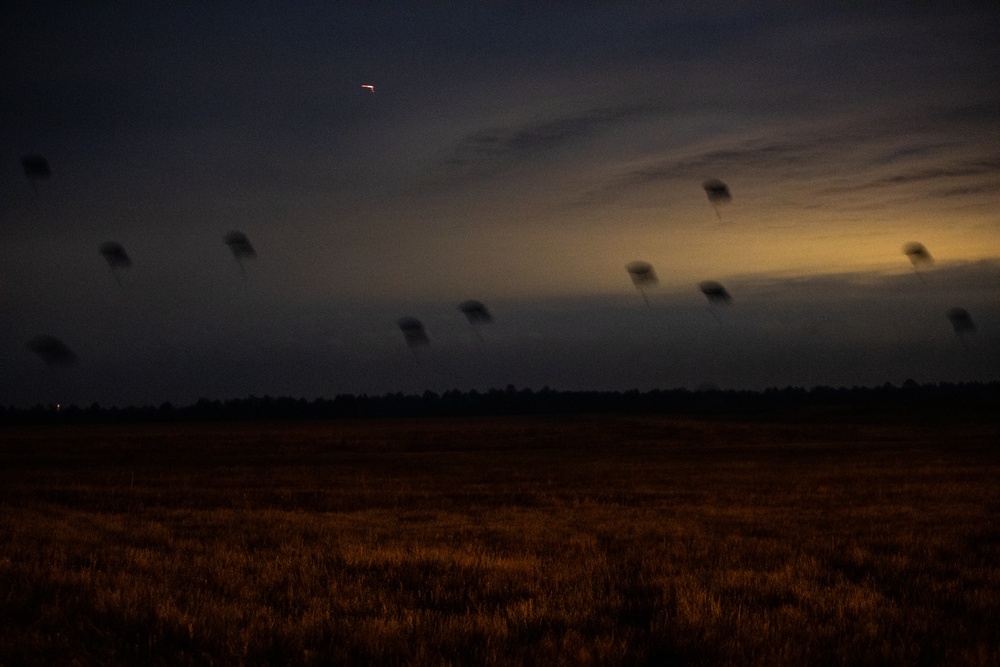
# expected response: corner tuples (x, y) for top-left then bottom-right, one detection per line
(440, 102), (660, 173)
(574, 136), (838, 204)
(930, 183), (1000, 198)
(575, 110), (1000, 207)
(819, 159), (1000, 194)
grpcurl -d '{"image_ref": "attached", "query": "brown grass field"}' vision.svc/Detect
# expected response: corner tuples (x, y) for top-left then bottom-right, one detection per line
(1, 412), (998, 666)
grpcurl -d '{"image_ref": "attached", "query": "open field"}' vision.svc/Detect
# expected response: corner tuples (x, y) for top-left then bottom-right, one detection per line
(1, 413), (998, 666)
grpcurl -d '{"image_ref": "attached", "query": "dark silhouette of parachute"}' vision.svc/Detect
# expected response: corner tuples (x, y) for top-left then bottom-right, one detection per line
(947, 308), (976, 349)
(626, 261), (658, 305)
(702, 179), (731, 222)
(459, 300), (492, 340)
(398, 317), (430, 348)
(21, 155), (51, 194)
(946, 308), (975, 350)
(903, 242), (933, 283)
(947, 308), (974, 333)
(27, 335), (78, 367)
(99, 242), (132, 285)
(699, 281), (732, 304)
(224, 231), (256, 282)
(699, 280), (732, 323)
(459, 300), (492, 324)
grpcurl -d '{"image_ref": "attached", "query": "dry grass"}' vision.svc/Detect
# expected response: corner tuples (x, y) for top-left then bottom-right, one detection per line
(1, 414), (998, 665)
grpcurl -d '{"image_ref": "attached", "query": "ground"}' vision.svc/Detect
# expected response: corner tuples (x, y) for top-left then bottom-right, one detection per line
(1, 412), (998, 665)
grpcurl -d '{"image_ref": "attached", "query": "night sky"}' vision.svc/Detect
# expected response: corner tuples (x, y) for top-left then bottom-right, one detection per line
(2, 2), (998, 408)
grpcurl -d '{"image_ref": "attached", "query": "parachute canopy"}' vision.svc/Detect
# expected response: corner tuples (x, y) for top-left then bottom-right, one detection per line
(702, 179), (732, 222)
(459, 300), (492, 324)
(626, 261), (657, 287)
(626, 261), (658, 305)
(398, 317), (430, 347)
(21, 155), (51, 180)
(224, 231), (256, 282)
(99, 242), (132, 269)
(99, 241), (132, 285)
(27, 335), (78, 367)
(903, 242), (933, 266)
(946, 308), (975, 334)
(21, 155), (51, 194)
(224, 231), (256, 259)
(702, 179), (731, 204)
(699, 280), (732, 304)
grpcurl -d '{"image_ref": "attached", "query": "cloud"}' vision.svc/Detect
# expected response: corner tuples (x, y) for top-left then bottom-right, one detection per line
(930, 183), (1000, 198)
(575, 106), (1000, 208)
(440, 102), (660, 173)
(869, 142), (961, 166)
(819, 158), (1000, 194)
(573, 135), (844, 204)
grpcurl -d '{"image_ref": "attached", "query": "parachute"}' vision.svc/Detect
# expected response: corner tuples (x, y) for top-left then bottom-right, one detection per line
(626, 261), (658, 305)
(27, 335), (78, 367)
(702, 179), (731, 222)
(99, 242), (132, 285)
(699, 280), (732, 305)
(699, 280), (732, 323)
(21, 155), (51, 195)
(903, 242), (933, 283)
(459, 300), (492, 340)
(398, 317), (430, 348)
(459, 300), (492, 324)
(224, 231), (256, 282)
(946, 307), (975, 350)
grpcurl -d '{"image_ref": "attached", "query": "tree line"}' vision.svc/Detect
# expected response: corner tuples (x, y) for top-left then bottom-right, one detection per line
(1, 381), (997, 425)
